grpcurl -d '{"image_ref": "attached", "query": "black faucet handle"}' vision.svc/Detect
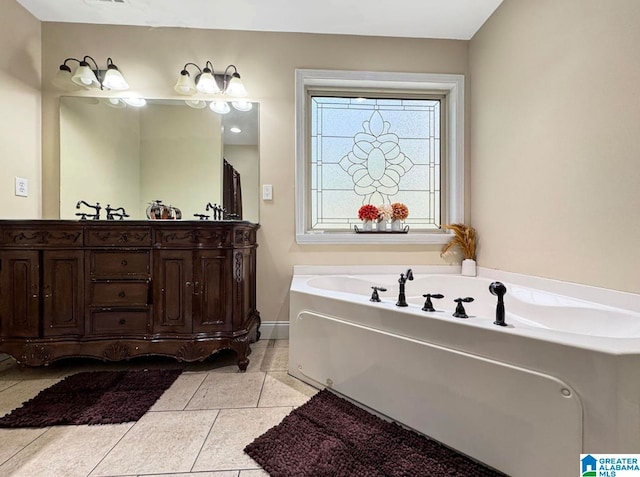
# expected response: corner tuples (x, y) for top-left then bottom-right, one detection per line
(370, 286), (387, 302)
(75, 212), (88, 220)
(421, 293), (444, 312)
(453, 297), (474, 319)
(455, 297), (475, 303)
(194, 213), (210, 221)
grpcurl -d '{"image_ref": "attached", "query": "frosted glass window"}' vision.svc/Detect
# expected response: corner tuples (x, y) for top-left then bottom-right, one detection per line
(310, 96), (441, 230)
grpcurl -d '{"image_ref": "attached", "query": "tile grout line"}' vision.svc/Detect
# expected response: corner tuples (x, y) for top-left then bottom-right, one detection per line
(255, 371), (268, 408)
(85, 422), (138, 477)
(0, 426), (50, 468)
(182, 372), (210, 411)
(188, 407), (222, 473)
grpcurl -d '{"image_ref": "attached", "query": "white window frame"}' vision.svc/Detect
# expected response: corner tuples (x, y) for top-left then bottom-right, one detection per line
(295, 69), (464, 244)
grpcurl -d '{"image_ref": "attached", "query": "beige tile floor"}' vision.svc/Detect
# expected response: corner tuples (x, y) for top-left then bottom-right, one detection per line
(0, 339), (318, 477)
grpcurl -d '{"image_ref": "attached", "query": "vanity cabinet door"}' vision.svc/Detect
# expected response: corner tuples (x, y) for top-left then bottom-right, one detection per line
(192, 250), (232, 333)
(0, 251), (39, 338)
(42, 250), (84, 337)
(154, 250), (193, 333)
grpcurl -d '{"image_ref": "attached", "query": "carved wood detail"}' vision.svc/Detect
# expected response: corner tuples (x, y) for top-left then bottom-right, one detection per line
(176, 341), (208, 362)
(103, 342), (132, 361)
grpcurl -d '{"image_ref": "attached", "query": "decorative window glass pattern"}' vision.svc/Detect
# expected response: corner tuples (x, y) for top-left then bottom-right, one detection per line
(310, 96), (441, 231)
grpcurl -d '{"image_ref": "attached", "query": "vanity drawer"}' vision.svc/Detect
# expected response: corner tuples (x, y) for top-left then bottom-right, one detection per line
(88, 309), (150, 335)
(89, 251), (150, 278)
(85, 227), (152, 247)
(90, 281), (149, 306)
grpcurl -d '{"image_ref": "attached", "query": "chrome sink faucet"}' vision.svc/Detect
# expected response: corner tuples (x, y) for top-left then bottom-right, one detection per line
(396, 269), (414, 307)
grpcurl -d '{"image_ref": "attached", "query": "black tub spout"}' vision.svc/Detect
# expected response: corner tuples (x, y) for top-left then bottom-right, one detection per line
(396, 269), (414, 307)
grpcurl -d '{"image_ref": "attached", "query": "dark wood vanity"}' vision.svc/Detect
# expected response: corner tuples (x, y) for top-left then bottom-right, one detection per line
(0, 220), (260, 370)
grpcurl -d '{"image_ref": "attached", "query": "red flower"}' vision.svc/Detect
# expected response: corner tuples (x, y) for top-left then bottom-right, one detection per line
(358, 204), (379, 221)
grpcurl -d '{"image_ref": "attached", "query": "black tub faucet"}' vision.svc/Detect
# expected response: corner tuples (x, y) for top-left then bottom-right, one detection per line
(370, 286), (387, 302)
(489, 282), (508, 326)
(76, 200), (101, 220)
(453, 297), (474, 318)
(396, 269), (414, 307)
(422, 293), (444, 312)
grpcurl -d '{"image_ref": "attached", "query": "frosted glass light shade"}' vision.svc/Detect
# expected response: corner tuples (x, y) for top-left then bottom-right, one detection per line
(174, 71), (196, 95)
(102, 67), (129, 91)
(225, 74), (247, 97)
(71, 64), (100, 88)
(105, 98), (126, 108)
(196, 71), (220, 94)
(123, 97), (146, 107)
(185, 100), (207, 109)
(210, 101), (230, 114)
(231, 100), (253, 112)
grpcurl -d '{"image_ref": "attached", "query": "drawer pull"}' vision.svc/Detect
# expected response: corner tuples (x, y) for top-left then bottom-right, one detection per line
(118, 291), (126, 298)
(119, 319), (126, 325)
(121, 259), (128, 266)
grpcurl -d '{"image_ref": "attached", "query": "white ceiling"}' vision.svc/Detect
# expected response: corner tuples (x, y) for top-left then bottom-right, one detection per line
(17, 0), (503, 40)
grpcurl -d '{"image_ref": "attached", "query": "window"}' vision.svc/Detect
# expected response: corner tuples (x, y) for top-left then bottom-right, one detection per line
(295, 70), (464, 244)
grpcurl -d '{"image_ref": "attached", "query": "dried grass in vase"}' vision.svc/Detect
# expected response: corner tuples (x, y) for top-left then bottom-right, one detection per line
(441, 223), (477, 260)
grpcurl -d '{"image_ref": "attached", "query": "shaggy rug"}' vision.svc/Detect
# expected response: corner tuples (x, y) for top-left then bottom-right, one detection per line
(0, 369), (182, 428)
(245, 390), (504, 477)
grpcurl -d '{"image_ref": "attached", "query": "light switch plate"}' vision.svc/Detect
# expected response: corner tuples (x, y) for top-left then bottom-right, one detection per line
(15, 177), (28, 197)
(262, 184), (273, 201)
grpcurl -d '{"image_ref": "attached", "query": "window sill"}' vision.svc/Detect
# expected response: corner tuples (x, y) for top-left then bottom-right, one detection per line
(296, 232), (451, 245)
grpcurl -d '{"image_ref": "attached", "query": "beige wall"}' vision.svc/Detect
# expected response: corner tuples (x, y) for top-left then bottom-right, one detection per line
(0, 0), (41, 218)
(470, 0), (640, 293)
(40, 24), (469, 322)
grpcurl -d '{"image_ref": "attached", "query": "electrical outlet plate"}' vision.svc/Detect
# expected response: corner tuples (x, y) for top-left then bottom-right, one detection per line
(262, 184), (273, 201)
(15, 177), (28, 197)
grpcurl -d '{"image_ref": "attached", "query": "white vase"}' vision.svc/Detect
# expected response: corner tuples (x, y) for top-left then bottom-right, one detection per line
(377, 219), (388, 232)
(391, 219), (402, 232)
(362, 220), (373, 231)
(461, 259), (477, 277)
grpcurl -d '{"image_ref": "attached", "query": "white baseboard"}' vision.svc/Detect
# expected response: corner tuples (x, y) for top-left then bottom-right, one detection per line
(259, 321), (289, 340)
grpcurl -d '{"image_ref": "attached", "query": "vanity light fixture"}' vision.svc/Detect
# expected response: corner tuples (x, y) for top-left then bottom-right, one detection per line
(174, 62), (248, 98)
(55, 56), (129, 91)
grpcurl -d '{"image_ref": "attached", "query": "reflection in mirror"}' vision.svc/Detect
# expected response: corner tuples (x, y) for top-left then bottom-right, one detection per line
(59, 97), (259, 222)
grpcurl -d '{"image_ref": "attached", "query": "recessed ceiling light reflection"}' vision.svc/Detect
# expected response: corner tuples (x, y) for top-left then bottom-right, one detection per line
(229, 126), (242, 134)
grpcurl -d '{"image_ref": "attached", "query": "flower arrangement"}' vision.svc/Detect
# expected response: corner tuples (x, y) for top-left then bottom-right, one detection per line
(441, 223), (477, 260)
(391, 202), (409, 221)
(377, 204), (393, 221)
(358, 204), (379, 222)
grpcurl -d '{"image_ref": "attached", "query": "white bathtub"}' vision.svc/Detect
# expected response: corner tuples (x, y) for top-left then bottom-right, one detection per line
(288, 266), (640, 477)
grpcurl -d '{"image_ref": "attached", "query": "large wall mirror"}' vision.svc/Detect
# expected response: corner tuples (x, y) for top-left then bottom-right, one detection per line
(59, 97), (259, 222)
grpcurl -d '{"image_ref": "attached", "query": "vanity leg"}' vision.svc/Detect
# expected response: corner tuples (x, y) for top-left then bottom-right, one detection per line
(233, 336), (251, 372)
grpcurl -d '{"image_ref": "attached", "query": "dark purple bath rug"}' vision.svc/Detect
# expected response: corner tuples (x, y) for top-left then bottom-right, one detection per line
(0, 369), (182, 428)
(245, 389), (505, 477)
